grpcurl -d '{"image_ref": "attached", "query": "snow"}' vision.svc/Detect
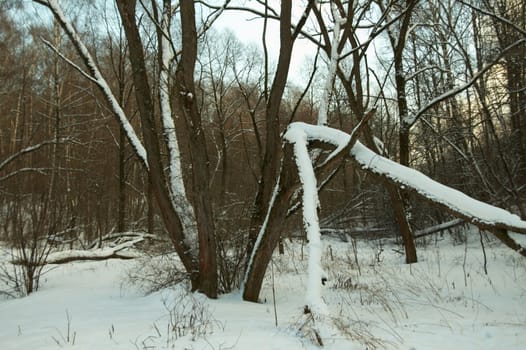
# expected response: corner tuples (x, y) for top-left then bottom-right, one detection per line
(43, 0), (148, 169)
(415, 218), (464, 237)
(317, 3), (344, 127)
(286, 122), (526, 234)
(509, 232), (526, 248)
(158, 6), (198, 247)
(350, 140), (526, 231)
(0, 141), (54, 170)
(287, 122), (351, 166)
(242, 173), (281, 292)
(46, 248), (134, 262)
(40, 238), (142, 264)
(284, 126), (326, 314)
(1, 235), (525, 349)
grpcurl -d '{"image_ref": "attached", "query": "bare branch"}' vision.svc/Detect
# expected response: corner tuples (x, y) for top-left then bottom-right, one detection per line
(0, 141), (58, 171)
(40, 37), (98, 85)
(0, 168), (49, 182)
(458, 0), (526, 37)
(405, 38), (526, 127)
(33, 0), (149, 170)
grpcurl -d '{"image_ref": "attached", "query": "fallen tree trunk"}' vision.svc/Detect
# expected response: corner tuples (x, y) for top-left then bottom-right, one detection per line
(491, 230), (526, 257)
(414, 219), (465, 238)
(285, 123), (526, 236)
(350, 141), (526, 235)
(281, 123), (526, 256)
(349, 140), (526, 257)
(24, 250), (138, 265)
(13, 238), (142, 266)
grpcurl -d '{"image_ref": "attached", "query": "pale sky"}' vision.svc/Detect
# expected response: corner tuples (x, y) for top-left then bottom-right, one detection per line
(211, 2), (319, 85)
(19, 0), (324, 85)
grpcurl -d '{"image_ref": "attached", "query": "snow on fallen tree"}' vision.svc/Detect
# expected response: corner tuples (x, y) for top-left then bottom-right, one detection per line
(350, 141), (526, 234)
(414, 219), (465, 238)
(13, 236), (143, 266)
(280, 120), (373, 307)
(287, 122), (526, 256)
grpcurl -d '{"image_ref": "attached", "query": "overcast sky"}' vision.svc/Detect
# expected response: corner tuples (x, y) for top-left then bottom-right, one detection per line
(17, 0), (325, 85)
(211, 3), (318, 85)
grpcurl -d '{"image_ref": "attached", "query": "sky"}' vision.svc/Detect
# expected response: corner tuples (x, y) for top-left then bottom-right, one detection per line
(17, 0), (318, 85)
(210, 1), (320, 85)
(210, 0), (384, 89)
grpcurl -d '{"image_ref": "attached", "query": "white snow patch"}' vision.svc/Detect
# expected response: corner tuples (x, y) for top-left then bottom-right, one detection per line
(2, 236), (525, 349)
(158, 7), (198, 247)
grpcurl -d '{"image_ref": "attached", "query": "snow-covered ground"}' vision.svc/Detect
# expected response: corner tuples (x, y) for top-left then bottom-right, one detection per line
(1, 232), (525, 349)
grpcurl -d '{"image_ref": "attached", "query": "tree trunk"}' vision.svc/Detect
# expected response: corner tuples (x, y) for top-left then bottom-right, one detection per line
(115, 0), (199, 290)
(386, 185), (417, 263)
(177, 1), (218, 298)
(243, 0), (298, 302)
(118, 125), (126, 233)
(247, 0), (293, 258)
(339, 75), (418, 263)
(387, 0), (418, 263)
(243, 144), (297, 302)
(364, 122), (417, 264)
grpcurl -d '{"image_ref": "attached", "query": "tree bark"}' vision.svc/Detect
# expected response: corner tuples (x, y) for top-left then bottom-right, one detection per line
(381, 0), (418, 263)
(115, 0), (199, 289)
(243, 143), (297, 302)
(243, 0), (307, 301)
(247, 0), (294, 256)
(177, 1), (218, 298)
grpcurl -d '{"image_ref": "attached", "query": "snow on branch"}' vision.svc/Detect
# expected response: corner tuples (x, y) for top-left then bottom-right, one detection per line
(86, 232), (167, 249)
(284, 124), (327, 314)
(34, 0), (148, 169)
(158, 3), (198, 247)
(350, 141), (526, 235)
(414, 219), (465, 238)
(0, 141), (58, 171)
(0, 168), (49, 182)
(242, 173), (282, 293)
(404, 38), (526, 127)
(13, 237), (143, 266)
(293, 109), (374, 171)
(317, 3), (344, 126)
(40, 38), (98, 85)
(458, 0), (526, 38)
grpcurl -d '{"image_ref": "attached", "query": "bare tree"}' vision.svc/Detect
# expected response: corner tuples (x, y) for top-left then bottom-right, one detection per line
(174, 0), (218, 297)
(21, 0), (526, 307)
(243, 0), (313, 302)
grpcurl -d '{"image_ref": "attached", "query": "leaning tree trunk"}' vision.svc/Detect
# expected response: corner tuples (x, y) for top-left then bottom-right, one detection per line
(243, 0), (315, 301)
(243, 144), (298, 302)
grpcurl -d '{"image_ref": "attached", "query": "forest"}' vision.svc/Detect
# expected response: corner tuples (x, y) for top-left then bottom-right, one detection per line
(0, 0), (525, 348)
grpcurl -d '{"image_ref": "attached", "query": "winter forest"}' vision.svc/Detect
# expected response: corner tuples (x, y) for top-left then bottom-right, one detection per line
(1, 0), (526, 349)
